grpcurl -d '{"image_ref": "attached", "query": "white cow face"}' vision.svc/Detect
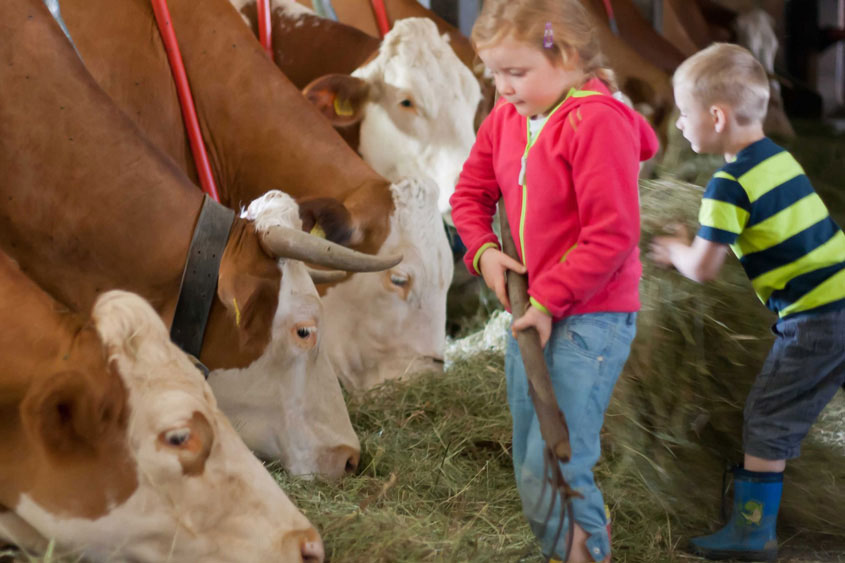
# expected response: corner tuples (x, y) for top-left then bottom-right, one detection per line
(352, 18), (481, 214)
(209, 192), (360, 478)
(321, 178), (454, 391)
(10, 291), (323, 563)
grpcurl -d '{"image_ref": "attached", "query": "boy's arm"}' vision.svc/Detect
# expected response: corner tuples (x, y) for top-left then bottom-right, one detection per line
(649, 223), (730, 282)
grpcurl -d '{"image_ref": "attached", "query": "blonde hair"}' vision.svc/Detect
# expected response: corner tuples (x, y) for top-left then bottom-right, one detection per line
(471, 0), (617, 91)
(673, 43), (770, 125)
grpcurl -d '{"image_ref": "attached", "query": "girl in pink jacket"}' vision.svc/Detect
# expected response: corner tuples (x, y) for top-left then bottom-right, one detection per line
(450, 1), (658, 560)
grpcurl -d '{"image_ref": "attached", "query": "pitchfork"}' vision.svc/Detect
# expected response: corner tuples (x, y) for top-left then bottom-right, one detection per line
(498, 199), (582, 562)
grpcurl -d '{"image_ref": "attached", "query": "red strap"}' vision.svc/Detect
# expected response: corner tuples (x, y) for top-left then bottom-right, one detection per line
(370, 0), (391, 38)
(256, 0), (273, 59)
(151, 0), (221, 202)
(601, 0), (620, 35)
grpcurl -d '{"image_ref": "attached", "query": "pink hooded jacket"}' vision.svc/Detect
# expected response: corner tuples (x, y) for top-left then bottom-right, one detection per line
(450, 78), (659, 320)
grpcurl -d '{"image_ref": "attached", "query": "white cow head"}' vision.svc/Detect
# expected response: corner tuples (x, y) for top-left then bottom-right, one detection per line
(320, 177), (454, 391)
(209, 192), (360, 477)
(304, 18), (481, 214)
(6, 291), (323, 563)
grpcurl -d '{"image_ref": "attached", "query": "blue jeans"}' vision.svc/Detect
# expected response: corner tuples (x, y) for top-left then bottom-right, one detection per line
(505, 312), (637, 561)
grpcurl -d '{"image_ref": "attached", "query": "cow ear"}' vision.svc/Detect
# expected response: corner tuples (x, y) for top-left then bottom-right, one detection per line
(21, 370), (111, 455)
(297, 197), (361, 246)
(216, 270), (279, 357)
(302, 74), (369, 126)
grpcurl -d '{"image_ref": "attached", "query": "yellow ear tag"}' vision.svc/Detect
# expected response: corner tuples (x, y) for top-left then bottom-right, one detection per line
(333, 97), (355, 117)
(310, 223), (326, 239)
(232, 298), (241, 327)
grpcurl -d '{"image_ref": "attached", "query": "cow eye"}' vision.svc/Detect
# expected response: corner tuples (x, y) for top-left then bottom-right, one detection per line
(399, 99), (414, 108)
(291, 322), (318, 349)
(390, 273), (409, 287)
(296, 326), (316, 339)
(164, 428), (191, 447)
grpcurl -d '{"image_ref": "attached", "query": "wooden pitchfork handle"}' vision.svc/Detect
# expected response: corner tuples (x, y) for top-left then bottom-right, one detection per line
(498, 199), (573, 464)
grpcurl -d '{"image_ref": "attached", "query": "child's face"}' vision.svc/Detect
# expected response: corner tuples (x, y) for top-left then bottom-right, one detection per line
(478, 36), (582, 118)
(674, 86), (720, 154)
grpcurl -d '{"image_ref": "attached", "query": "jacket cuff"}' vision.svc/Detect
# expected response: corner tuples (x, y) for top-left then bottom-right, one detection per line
(472, 242), (500, 275)
(528, 297), (552, 316)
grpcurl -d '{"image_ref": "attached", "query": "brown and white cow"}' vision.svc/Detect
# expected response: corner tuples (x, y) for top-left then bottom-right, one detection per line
(233, 2), (480, 214)
(0, 0), (394, 477)
(57, 0), (453, 390)
(0, 252), (323, 562)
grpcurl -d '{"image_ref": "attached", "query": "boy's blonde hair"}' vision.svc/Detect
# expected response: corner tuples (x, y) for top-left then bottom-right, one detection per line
(471, 0), (617, 91)
(673, 43), (770, 125)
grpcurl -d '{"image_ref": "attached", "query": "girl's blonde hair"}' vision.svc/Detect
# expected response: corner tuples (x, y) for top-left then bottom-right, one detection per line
(471, 0), (618, 91)
(673, 43), (770, 125)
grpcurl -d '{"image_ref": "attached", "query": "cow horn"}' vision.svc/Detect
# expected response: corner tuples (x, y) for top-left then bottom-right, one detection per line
(307, 268), (348, 284)
(260, 226), (402, 272)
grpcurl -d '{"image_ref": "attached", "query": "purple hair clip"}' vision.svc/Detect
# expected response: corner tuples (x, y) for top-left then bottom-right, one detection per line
(543, 22), (554, 48)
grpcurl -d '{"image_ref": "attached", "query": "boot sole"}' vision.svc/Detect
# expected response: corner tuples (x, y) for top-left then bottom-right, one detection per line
(689, 545), (777, 561)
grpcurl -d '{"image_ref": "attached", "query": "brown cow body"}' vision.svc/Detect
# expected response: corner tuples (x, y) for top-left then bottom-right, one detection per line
(0, 249), (323, 562)
(1, 0), (361, 476)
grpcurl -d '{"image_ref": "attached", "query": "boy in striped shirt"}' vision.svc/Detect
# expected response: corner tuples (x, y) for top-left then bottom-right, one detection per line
(650, 43), (845, 561)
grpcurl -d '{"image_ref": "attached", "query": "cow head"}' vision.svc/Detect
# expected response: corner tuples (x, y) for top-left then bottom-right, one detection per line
(303, 18), (481, 214)
(4, 291), (323, 562)
(317, 177), (453, 391)
(208, 192), (362, 477)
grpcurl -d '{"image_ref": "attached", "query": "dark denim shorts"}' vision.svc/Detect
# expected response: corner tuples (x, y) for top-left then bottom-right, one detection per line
(743, 307), (845, 460)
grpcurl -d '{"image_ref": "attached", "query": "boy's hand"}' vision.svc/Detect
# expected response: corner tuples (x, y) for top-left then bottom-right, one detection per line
(511, 305), (552, 348)
(648, 223), (729, 283)
(478, 247), (526, 310)
(648, 222), (691, 267)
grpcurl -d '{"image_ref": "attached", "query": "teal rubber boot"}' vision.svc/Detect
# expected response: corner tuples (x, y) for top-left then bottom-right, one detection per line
(689, 467), (782, 561)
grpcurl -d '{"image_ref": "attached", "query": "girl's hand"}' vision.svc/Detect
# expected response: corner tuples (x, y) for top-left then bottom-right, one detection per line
(511, 305), (552, 348)
(478, 247), (526, 310)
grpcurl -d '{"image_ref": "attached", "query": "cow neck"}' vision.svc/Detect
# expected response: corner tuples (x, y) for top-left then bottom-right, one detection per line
(170, 195), (235, 367)
(151, 0), (221, 202)
(1, 0), (201, 320)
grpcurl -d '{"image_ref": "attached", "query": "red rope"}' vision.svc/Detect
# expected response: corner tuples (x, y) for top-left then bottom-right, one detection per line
(256, 0), (273, 59)
(370, 0), (391, 38)
(151, 0), (221, 202)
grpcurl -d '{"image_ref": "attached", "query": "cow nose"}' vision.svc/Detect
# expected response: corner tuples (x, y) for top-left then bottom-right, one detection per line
(320, 445), (360, 478)
(301, 539), (324, 563)
(282, 529), (324, 563)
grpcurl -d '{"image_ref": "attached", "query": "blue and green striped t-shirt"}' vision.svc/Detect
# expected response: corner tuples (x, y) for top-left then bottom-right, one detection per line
(697, 137), (845, 319)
